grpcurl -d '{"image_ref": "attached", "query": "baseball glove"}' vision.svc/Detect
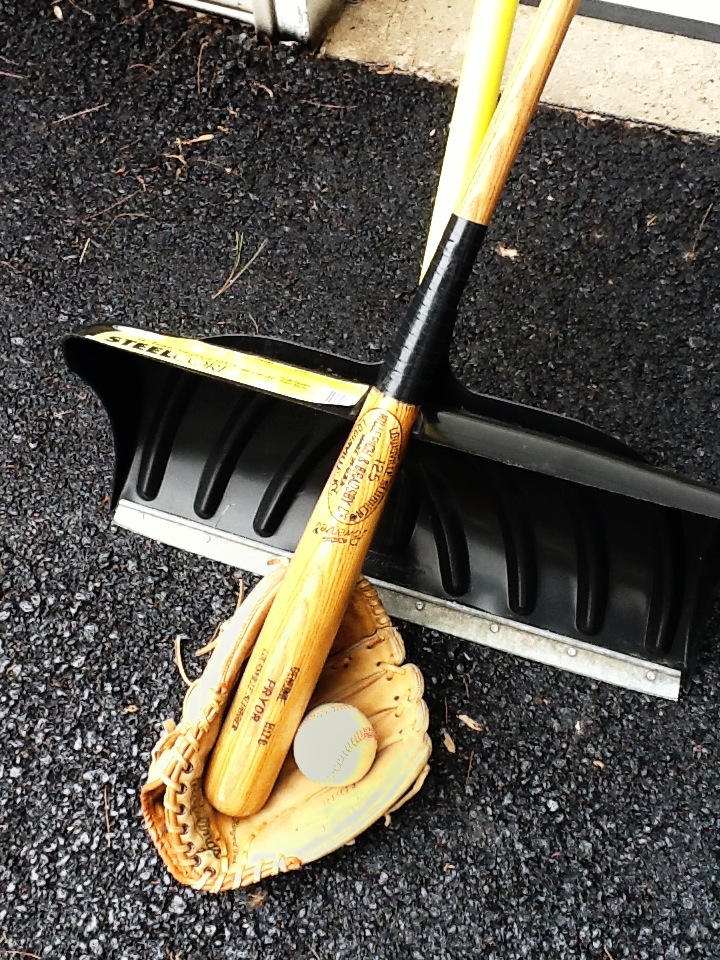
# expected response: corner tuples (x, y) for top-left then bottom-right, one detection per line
(140, 562), (431, 892)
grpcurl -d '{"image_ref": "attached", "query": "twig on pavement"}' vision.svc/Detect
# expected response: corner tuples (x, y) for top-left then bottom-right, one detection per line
(212, 233), (268, 300)
(51, 102), (108, 125)
(85, 189), (143, 221)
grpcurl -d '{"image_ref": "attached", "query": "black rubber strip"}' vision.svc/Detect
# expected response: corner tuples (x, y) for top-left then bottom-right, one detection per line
(568, 487), (609, 637)
(372, 464), (420, 556)
(253, 417), (349, 538)
(482, 462), (537, 617)
(136, 370), (196, 502)
(644, 506), (685, 655)
(416, 461), (471, 597)
(194, 392), (272, 519)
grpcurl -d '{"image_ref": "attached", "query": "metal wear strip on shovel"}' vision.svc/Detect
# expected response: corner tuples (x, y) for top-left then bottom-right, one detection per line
(63, 0), (720, 702)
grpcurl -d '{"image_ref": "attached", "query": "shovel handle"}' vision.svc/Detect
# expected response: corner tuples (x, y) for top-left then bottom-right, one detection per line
(422, 0), (519, 277)
(204, 0), (579, 819)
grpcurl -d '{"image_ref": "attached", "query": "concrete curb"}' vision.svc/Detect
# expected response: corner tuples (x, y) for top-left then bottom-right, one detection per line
(322, 1), (720, 136)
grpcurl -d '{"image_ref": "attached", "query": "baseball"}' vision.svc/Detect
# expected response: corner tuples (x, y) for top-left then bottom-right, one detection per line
(293, 702), (377, 787)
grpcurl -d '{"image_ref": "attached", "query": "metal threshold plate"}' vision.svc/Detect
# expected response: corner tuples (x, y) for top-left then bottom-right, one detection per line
(114, 500), (681, 700)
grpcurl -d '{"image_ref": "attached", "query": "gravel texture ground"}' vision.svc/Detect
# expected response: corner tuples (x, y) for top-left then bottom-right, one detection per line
(1, 2), (719, 958)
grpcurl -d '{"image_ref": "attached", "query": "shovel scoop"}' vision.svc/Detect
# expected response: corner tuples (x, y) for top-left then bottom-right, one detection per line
(63, 0), (720, 703)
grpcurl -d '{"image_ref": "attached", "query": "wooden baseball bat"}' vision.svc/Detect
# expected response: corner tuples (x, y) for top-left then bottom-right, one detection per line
(204, 0), (579, 818)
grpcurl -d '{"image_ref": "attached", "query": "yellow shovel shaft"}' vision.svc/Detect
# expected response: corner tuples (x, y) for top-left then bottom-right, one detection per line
(421, 0), (519, 278)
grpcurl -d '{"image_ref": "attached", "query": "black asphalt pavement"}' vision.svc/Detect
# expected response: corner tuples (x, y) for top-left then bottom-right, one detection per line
(1, 2), (719, 958)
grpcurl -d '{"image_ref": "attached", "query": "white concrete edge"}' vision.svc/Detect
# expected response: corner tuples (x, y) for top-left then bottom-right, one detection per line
(322, 1), (720, 137)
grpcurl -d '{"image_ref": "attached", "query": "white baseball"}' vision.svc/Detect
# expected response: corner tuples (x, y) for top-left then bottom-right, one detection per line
(293, 702), (377, 786)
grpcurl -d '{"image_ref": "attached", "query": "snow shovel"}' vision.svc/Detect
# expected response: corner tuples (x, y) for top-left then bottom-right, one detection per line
(63, 0), (720, 705)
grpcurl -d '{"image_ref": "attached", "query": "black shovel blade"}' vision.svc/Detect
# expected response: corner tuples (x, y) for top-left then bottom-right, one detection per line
(63, 328), (720, 698)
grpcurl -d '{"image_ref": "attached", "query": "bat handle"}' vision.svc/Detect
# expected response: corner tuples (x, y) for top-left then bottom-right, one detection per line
(204, 389), (418, 817)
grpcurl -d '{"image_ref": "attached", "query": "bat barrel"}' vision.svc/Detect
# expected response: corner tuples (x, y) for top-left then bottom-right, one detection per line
(204, 389), (418, 816)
